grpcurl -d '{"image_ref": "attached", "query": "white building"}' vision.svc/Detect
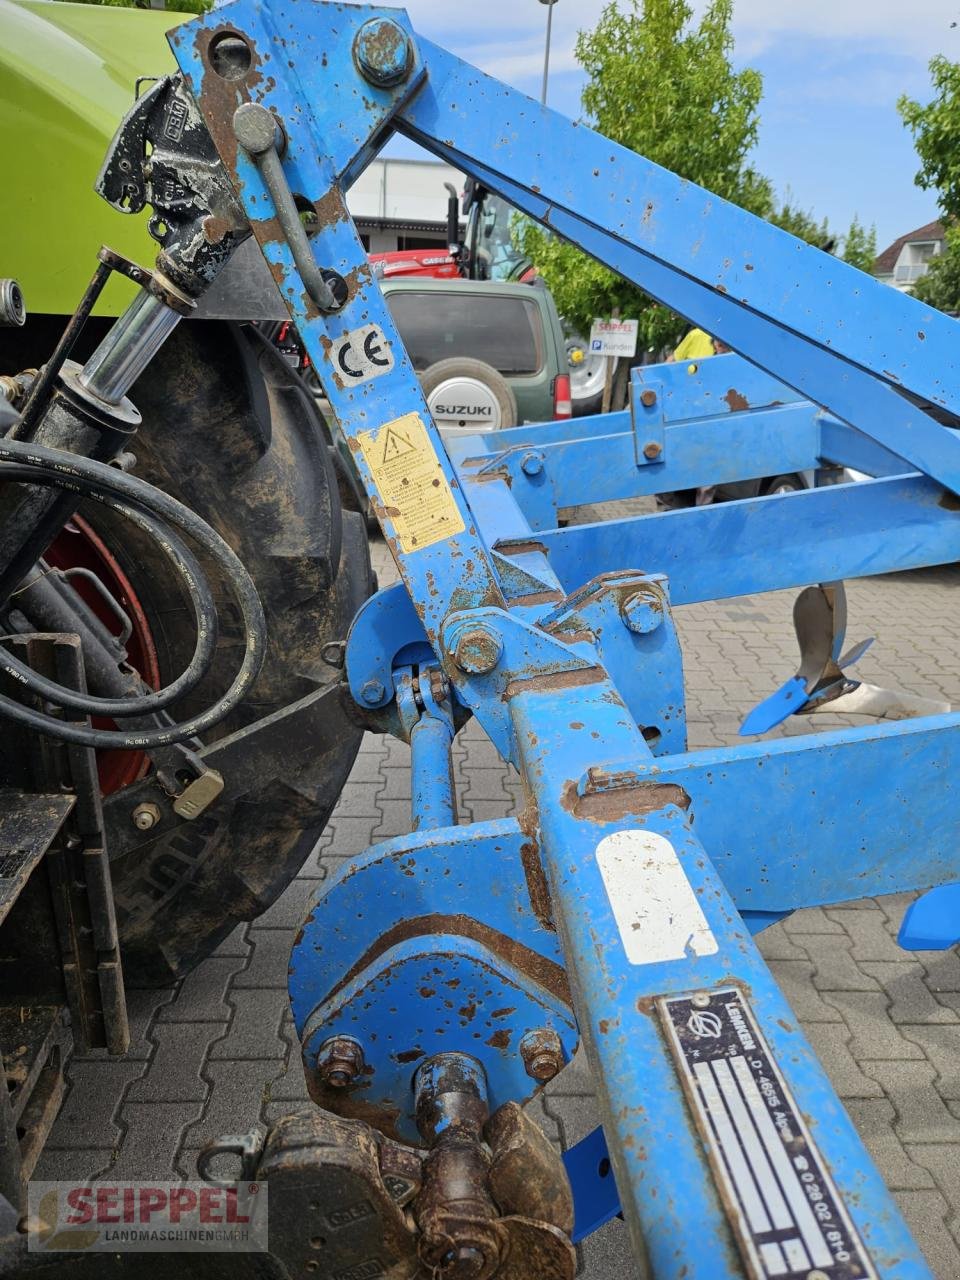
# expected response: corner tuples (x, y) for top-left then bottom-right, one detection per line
(347, 157), (464, 254)
(874, 220), (946, 292)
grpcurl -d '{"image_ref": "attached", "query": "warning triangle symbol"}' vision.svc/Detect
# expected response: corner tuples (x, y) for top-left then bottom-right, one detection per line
(380, 427), (414, 462)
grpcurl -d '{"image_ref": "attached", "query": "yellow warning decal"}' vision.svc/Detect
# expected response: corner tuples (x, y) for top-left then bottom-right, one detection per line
(356, 412), (465, 554)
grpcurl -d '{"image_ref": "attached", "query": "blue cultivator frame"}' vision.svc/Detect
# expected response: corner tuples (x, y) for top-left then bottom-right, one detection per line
(169, 5), (960, 1276)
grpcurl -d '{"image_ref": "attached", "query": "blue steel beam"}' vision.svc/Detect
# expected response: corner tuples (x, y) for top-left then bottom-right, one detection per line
(507, 667), (929, 1278)
(472, 403), (823, 516)
(528, 474), (960, 603)
(396, 45), (960, 496)
(637, 715), (960, 912)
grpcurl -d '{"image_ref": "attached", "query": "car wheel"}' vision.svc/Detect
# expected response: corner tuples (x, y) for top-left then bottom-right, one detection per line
(763, 473), (808, 496)
(420, 357), (518, 433)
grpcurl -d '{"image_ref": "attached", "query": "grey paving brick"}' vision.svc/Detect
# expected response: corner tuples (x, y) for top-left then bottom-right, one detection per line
(126, 1022), (226, 1103)
(863, 1061), (960, 1145)
(231, 928), (292, 990)
(899, 1024), (960, 1101)
(860, 963), (959, 1025)
(208, 989), (286, 1061)
(804, 1023), (885, 1099)
(325, 814), (380, 857)
(183, 1060), (279, 1147)
(157, 956), (248, 1023)
(825, 909), (911, 961)
(43, 1061), (145, 1150)
(809, 936), (883, 991)
(821, 990), (925, 1060)
(894, 1190), (960, 1279)
(918, 949), (960, 994)
(843, 1099), (934, 1191)
(211, 924), (252, 960)
(103, 1102), (206, 1180)
(32, 1146), (113, 1183)
(253, 874), (323, 930)
(756, 921), (808, 961)
(767, 959), (843, 1022)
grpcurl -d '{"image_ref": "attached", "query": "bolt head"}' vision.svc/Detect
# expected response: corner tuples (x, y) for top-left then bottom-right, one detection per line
(451, 625), (503, 676)
(519, 1029), (563, 1081)
(639, 388), (658, 408)
(354, 17), (412, 87)
(360, 678), (387, 706)
(132, 802), (161, 831)
(317, 1036), (364, 1088)
(621, 588), (663, 634)
(642, 440), (663, 460)
(520, 452), (544, 477)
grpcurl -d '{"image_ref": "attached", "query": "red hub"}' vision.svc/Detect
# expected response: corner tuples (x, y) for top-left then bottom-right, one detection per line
(46, 515), (160, 793)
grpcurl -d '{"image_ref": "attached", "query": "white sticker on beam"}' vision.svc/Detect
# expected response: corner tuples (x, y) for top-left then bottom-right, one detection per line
(595, 829), (718, 964)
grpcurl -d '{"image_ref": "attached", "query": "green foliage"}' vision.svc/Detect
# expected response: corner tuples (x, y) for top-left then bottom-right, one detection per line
(769, 194), (832, 249)
(899, 57), (960, 222)
(840, 216), (878, 274)
(521, 0), (774, 350)
(63, 0), (212, 14)
(912, 226), (960, 312)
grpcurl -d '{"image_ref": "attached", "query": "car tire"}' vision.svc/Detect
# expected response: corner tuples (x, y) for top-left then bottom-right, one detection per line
(762, 473), (808, 496)
(420, 357), (518, 433)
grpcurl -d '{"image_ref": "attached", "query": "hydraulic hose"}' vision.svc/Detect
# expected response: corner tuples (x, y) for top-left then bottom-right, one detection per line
(0, 437), (266, 748)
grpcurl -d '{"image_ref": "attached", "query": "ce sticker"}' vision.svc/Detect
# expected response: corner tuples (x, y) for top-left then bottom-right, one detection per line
(329, 324), (395, 387)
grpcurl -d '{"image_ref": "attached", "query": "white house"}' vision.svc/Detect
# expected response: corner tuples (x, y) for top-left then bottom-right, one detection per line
(874, 220), (946, 291)
(347, 158), (464, 254)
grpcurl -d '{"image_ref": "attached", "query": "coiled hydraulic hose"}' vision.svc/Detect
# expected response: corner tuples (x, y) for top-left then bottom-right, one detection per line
(0, 437), (266, 748)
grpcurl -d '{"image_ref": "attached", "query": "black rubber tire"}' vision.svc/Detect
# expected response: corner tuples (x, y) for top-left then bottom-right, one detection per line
(419, 357), (518, 431)
(762, 473), (808, 496)
(75, 322), (373, 986)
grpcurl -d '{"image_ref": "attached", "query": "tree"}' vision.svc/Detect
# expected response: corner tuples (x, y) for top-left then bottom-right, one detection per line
(899, 56), (960, 311)
(520, 0), (775, 353)
(840, 216), (878, 274)
(520, 0), (845, 357)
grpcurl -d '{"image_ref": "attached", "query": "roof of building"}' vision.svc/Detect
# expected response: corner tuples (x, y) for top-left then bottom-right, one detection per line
(874, 219), (946, 274)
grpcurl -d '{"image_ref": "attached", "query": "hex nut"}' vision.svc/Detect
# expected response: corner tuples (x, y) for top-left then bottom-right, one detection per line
(132, 802), (162, 832)
(360, 678), (387, 706)
(451, 625), (502, 675)
(520, 1029), (563, 1082)
(643, 440), (663, 460)
(621, 589), (664, 635)
(354, 17), (412, 88)
(317, 1036), (365, 1089)
(639, 389), (657, 408)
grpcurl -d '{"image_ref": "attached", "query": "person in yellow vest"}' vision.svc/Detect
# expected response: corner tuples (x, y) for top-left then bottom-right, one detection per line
(667, 328), (731, 362)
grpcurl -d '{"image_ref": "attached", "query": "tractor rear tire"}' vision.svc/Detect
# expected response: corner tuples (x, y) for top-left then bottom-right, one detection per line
(83, 322), (373, 986)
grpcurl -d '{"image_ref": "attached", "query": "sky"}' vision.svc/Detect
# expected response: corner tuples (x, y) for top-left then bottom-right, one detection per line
(382, 0), (959, 254)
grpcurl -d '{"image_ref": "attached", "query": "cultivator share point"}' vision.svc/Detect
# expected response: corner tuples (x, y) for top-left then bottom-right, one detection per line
(2, 3), (960, 1277)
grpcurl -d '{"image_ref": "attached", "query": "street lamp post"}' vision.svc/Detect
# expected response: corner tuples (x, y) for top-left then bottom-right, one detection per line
(539, 0), (558, 106)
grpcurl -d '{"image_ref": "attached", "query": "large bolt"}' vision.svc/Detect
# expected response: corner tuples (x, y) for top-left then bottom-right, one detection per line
(132, 802), (161, 832)
(621, 588), (664, 635)
(360, 678), (387, 706)
(520, 451), (544, 477)
(449, 624), (503, 676)
(519, 1029), (564, 1082)
(642, 440), (663, 460)
(639, 388), (657, 408)
(316, 1036), (365, 1089)
(354, 17), (412, 88)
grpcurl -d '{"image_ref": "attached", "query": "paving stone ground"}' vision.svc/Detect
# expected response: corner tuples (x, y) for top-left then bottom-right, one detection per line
(37, 521), (960, 1278)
